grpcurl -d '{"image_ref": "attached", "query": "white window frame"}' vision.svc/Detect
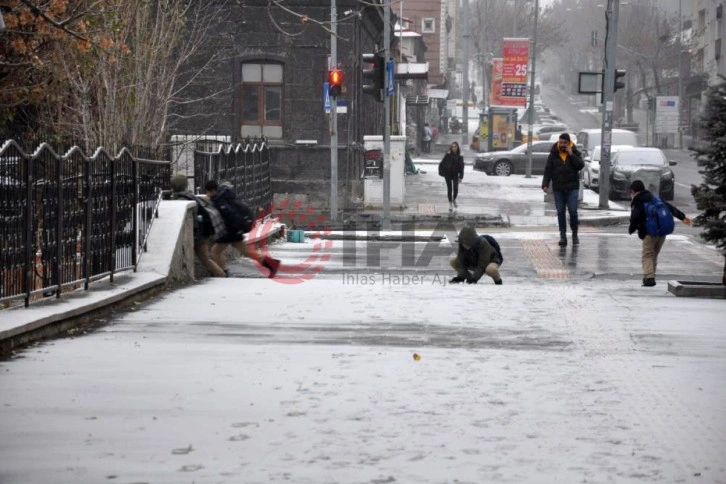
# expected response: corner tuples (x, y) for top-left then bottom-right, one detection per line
(422, 18), (435, 34)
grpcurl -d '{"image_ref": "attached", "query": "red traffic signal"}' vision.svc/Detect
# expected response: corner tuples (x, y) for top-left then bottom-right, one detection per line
(329, 69), (343, 96)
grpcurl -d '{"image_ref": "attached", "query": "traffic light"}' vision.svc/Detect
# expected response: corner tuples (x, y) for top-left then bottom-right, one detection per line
(614, 69), (626, 92)
(328, 68), (343, 97)
(362, 53), (384, 102)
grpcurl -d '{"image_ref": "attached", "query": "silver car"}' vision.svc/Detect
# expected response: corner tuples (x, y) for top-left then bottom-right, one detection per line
(473, 140), (554, 176)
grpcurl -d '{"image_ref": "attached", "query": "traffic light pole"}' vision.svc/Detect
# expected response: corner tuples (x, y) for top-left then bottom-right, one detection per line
(330, 0), (338, 221)
(382, 2), (391, 229)
(598, 0), (619, 209)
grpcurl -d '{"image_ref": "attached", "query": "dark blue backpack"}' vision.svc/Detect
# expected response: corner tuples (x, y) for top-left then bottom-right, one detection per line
(482, 235), (503, 264)
(644, 196), (675, 237)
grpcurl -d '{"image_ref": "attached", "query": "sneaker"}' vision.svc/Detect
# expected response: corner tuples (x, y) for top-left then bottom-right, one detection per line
(494, 279), (503, 285)
(263, 256), (281, 278)
(642, 278), (656, 287)
(572, 234), (579, 245)
(449, 202), (454, 212)
(558, 237), (567, 247)
(453, 200), (458, 208)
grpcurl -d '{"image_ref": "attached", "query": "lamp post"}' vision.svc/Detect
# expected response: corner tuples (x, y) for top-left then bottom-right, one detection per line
(525, 0), (539, 178)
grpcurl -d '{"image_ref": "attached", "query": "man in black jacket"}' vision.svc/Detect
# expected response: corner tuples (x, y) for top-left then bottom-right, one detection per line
(628, 180), (691, 287)
(449, 227), (503, 285)
(542, 133), (584, 246)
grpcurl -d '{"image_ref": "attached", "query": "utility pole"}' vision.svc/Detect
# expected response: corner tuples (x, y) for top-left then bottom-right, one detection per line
(462, 0), (470, 148)
(510, 0), (517, 150)
(598, 0), (620, 209)
(678, 0), (683, 149)
(525, 0), (539, 178)
(383, 0), (391, 229)
(330, 0), (338, 221)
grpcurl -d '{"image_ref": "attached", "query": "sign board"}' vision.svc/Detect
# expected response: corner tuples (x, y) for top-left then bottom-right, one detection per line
(502, 38), (529, 104)
(490, 58), (525, 108)
(655, 96), (679, 134)
(323, 82), (331, 113)
(386, 60), (395, 96)
(337, 99), (348, 114)
(578, 71), (601, 94)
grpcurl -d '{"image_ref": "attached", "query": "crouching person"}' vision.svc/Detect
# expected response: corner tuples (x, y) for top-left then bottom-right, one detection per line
(449, 227), (503, 285)
(170, 174), (227, 277)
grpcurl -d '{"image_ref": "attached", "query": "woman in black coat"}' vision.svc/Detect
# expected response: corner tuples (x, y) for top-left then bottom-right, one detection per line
(438, 141), (465, 210)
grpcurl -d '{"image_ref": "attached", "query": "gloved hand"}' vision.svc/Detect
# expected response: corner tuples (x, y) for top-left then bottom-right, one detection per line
(466, 276), (478, 284)
(449, 276), (465, 284)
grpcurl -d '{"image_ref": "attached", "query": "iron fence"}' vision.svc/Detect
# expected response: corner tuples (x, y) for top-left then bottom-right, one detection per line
(0, 140), (170, 308)
(193, 139), (271, 213)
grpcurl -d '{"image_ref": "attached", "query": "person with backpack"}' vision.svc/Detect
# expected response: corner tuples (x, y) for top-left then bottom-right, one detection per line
(448, 226), (503, 285)
(204, 180), (280, 278)
(439, 141), (465, 212)
(628, 179), (691, 287)
(170, 174), (227, 278)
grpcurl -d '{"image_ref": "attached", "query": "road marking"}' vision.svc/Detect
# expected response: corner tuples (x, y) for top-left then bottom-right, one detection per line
(418, 203), (436, 215)
(675, 182), (691, 189)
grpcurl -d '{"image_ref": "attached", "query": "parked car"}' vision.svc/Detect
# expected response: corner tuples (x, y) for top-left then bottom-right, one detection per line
(576, 128), (639, 158)
(607, 147), (676, 200)
(535, 124), (569, 137)
(474, 140), (554, 176)
(583, 144), (633, 190)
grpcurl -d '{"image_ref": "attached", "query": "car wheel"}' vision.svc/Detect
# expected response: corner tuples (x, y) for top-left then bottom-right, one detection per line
(493, 160), (513, 176)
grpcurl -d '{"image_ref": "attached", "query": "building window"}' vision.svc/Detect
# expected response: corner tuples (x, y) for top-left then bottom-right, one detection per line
(240, 62), (283, 139)
(422, 18), (435, 34)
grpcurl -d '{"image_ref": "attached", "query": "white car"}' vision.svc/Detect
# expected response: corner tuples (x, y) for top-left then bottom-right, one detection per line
(583, 145), (633, 190)
(547, 133), (578, 145)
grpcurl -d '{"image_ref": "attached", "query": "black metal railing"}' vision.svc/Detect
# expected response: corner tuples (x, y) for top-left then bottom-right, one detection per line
(193, 139), (271, 213)
(0, 140), (170, 308)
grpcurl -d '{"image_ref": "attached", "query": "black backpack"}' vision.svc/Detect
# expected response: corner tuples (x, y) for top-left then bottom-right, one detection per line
(482, 235), (503, 264)
(231, 198), (255, 234)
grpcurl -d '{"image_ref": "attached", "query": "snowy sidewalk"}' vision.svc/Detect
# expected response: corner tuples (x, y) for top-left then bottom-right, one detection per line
(1, 276), (724, 483)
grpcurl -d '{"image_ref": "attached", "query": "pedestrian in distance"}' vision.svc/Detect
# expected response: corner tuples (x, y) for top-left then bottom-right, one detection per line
(170, 174), (227, 278)
(515, 125), (523, 144)
(542, 132), (584, 247)
(628, 179), (691, 287)
(204, 180), (280, 278)
(438, 141), (465, 212)
(422, 123), (433, 153)
(449, 227), (503, 285)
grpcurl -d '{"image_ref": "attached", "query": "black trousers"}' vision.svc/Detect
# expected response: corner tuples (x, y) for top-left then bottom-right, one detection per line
(445, 176), (459, 202)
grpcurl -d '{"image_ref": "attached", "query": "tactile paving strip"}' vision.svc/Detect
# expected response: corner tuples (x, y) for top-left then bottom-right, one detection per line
(521, 239), (570, 279)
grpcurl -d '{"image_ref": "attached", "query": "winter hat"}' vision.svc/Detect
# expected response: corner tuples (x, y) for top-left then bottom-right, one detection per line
(559, 132), (571, 142)
(170, 174), (189, 193)
(458, 226), (479, 247)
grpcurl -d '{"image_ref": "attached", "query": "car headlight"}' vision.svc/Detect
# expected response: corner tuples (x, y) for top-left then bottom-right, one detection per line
(612, 171), (627, 181)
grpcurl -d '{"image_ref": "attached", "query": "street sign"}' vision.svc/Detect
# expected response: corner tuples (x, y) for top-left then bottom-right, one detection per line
(578, 71), (601, 94)
(337, 99), (348, 114)
(655, 96), (679, 134)
(323, 82), (331, 113)
(386, 60), (395, 96)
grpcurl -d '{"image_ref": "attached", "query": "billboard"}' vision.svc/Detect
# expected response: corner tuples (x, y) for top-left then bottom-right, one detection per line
(490, 58), (525, 108)
(502, 38), (529, 103)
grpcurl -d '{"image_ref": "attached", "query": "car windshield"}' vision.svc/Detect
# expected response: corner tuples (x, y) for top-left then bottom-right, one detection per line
(613, 151), (666, 166)
(511, 143), (530, 154)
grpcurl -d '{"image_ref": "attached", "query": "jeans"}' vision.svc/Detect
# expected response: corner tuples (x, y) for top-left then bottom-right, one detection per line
(553, 188), (579, 237)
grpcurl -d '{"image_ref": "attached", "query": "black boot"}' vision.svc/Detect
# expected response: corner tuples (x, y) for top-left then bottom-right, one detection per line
(558, 236), (567, 247)
(494, 279), (503, 285)
(572, 232), (579, 245)
(642, 278), (656, 287)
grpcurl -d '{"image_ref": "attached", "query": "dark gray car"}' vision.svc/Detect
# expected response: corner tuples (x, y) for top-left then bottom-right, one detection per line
(608, 147), (676, 200)
(473, 140), (554, 176)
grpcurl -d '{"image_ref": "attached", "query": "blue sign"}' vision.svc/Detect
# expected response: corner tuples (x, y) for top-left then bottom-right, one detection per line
(323, 82), (331, 113)
(386, 60), (395, 96)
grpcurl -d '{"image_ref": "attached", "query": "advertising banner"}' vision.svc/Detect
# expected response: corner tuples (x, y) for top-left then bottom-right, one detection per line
(502, 38), (529, 104)
(490, 58), (525, 108)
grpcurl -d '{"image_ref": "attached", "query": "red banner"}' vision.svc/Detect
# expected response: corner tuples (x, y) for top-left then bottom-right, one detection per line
(490, 58), (525, 108)
(502, 38), (529, 104)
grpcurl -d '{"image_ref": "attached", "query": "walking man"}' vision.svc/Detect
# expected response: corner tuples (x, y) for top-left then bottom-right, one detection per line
(170, 174), (227, 278)
(542, 133), (584, 246)
(422, 123), (433, 153)
(628, 180), (691, 287)
(205, 180), (280, 278)
(449, 227), (503, 285)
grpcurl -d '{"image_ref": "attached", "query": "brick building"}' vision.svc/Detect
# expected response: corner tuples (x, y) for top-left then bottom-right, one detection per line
(171, 0), (392, 210)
